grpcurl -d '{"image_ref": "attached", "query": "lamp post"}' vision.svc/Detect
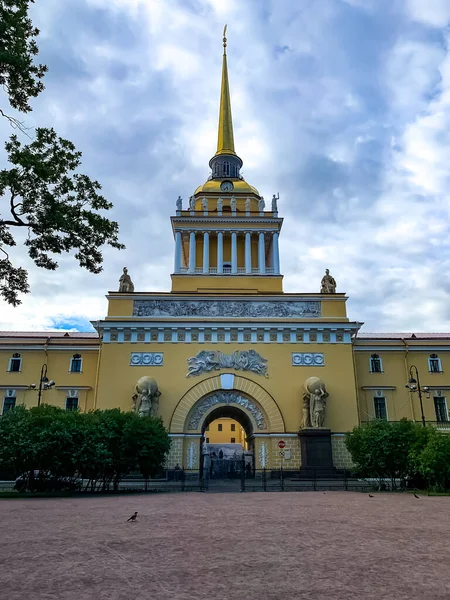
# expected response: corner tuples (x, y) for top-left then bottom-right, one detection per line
(36, 364), (55, 407)
(405, 365), (429, 427)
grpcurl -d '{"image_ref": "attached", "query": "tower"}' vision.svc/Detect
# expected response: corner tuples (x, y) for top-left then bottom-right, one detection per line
(171, 28), (282, 295)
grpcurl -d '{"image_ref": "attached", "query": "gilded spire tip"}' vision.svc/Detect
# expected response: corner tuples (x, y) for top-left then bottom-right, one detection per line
(223, 24), (227, 54)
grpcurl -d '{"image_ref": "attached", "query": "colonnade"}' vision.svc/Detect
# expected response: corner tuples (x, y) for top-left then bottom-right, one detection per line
(174, 230), (280, 275)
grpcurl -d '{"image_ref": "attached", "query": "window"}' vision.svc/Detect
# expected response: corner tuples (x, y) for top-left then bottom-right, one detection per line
(70, 354), (82, 373)
(374, 397), (387, 420)
(231, 437), (236, 443)
(8, 354), (22, 372)
(65, 397), (79, 411)
(370, 354), (383, 373)
(218, 424), (223, 432)
(206, 437), (210, 444)
(2, 392), (16, 414)
(224, 161), (230, 176)
(231, 424), (236, 432)
(429, 354), (442, 373)
(434, 397), (448, 423)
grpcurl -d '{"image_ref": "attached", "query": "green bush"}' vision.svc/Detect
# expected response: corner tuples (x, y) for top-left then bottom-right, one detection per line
(0, 405), (171, 492)
(345, 419), (437, 490)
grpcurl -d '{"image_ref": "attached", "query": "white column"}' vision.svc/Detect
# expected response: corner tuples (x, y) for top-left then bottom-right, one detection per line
(272, 232), (280, 274)
(245, 232), (252, 274)
(203, 232), (209, 274)
(174, 230), (182, 273)
(217, 231), (223, 274)
(189, 231), (196, 273)
(231, 231), (237, 274)
(258, 232), (266, 274)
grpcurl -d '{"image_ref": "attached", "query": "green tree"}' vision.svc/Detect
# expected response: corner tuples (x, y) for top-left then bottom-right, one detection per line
(123, 415), (172, 488)
(345, 419), (429, 489)
(0, 0), (47, 119)
(0, 405), (171, 492)
(417, 433), (450, 491)
(0, 0), (124, 305)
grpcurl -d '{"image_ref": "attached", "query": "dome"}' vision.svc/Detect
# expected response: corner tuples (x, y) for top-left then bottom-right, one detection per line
(194, 178), (260, 196)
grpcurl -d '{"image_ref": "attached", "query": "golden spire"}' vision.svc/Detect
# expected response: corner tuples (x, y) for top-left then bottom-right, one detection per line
(215, 24), (236, 156)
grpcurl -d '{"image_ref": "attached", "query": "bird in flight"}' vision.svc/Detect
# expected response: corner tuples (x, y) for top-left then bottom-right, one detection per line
(414, 494), (420, 499)
(127, 511), (138, 522)
(368, 494), (374, 498)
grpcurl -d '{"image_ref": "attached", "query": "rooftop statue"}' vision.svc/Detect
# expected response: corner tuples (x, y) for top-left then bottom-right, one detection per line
(320, 269), (336, 294)
(118, 267), (134, 293)
(272, 193), (279, 212)
(176, 196), (182, 211)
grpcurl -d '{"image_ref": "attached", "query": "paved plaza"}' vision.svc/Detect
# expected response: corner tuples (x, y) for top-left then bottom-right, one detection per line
(0, 492), (449, 600)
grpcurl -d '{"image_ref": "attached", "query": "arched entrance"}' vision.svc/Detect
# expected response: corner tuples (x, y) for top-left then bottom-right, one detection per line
(169, 374), (285, 477)
(201, 404), (255, 480)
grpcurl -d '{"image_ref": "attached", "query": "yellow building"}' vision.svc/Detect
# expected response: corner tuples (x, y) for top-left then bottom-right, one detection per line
(1, 34), (449, 475)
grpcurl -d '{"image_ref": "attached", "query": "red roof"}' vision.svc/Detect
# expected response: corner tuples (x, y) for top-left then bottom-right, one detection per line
(0, 331), (98, 339)
(358, 333), (450, 340)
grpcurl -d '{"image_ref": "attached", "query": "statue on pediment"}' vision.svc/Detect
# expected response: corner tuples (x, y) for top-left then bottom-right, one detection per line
(119, 267), (134, 293)
(320, 269), (336, 294)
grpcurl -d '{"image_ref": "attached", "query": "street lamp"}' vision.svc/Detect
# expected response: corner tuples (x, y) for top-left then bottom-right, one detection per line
(405, 365), (430, 427)
(35, 364), (55, 407)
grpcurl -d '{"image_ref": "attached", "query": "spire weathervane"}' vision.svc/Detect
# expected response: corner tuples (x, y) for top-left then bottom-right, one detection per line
(223, 24), (227, 54)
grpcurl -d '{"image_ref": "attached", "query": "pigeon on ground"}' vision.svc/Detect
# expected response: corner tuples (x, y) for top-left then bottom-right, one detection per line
(414, 494), (420, 499)
(368, 494), (374, 498)
(127, 511), (138, 522)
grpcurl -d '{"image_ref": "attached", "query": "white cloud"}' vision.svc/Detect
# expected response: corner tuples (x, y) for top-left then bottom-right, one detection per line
(1, 0), (449, 332)
(406, 0), (450, 28)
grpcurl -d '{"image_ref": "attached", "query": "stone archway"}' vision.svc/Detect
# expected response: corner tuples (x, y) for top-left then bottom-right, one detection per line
(169, 374), (285, 433)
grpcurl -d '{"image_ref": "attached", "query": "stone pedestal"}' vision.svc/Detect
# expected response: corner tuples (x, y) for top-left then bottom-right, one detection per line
(298, 428), (334, 470)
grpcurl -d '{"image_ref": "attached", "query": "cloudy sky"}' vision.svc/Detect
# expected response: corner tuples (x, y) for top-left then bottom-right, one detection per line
(1, 0), (449, 332)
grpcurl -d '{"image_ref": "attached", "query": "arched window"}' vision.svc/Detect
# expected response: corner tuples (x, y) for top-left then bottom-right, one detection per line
(224, 161), (230, 177)
(370, 354), (383, 373)
(429, 354), (442, 373)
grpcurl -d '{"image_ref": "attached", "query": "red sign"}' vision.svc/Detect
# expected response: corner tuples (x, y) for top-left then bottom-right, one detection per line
(278, 440), (286, 449)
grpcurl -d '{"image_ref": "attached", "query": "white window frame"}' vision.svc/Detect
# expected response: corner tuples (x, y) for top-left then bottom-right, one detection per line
(369, 354), (383, 373)
(373, 396), (388, 420)
(69, 356), (83, 373)
(2, 390), (17, 415)
(428, 356), (443, 373)
(7, 357), (22, 372)
(65, 389), (79, 411)
(433, 396), (448, 423)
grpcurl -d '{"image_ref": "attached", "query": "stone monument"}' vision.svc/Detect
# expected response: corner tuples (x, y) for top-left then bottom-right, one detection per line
(298, 376), (335, 473)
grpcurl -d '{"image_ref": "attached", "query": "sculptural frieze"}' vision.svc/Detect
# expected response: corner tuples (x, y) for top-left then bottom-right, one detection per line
(133, 299), (321, 318)
(118, 267), (134, 293)
(320, 269), (336, 294)
(132, 376), (161, 417)
(301, 376), (329, 429)
(187, 391), (266, 430)
(186, 349), (268, 377)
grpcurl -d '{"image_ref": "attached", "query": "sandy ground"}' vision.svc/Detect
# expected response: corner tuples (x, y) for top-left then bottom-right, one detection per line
(0, 491), (449, 600)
